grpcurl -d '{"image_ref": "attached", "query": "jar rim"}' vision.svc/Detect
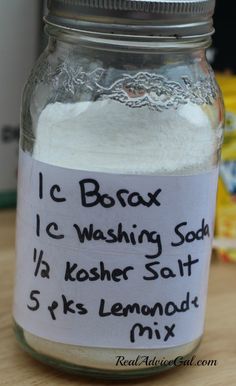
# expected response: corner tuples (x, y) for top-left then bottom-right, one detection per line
(46, 0), (215, 38)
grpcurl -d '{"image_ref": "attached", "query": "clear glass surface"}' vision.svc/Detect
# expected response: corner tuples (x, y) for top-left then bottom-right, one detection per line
(14, 27), (224, 379)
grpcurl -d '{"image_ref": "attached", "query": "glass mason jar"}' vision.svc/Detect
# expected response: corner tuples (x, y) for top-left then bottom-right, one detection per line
(13, 0), (224, 379)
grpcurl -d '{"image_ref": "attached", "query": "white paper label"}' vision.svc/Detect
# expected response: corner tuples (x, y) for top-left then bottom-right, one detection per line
(14, 151), (218, 349)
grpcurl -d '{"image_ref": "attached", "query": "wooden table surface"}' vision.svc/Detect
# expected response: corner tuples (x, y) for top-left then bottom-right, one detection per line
(0, 209), (236, 386)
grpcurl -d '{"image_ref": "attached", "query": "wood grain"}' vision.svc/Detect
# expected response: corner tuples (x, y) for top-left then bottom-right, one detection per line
(0, 210), (236, 385)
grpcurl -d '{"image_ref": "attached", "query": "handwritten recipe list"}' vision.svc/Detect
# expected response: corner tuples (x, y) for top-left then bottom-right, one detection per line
(14, 151), (218, 349)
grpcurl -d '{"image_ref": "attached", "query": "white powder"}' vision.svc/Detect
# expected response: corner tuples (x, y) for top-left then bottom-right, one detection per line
(33, 99), (216, 174)
(24, 99), (216, 371)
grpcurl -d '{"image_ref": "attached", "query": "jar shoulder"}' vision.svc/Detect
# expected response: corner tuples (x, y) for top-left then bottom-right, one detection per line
(23, 48), (223, 115)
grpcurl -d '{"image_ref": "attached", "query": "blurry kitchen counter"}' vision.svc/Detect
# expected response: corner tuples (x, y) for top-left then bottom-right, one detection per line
(0, 209), (236, 386)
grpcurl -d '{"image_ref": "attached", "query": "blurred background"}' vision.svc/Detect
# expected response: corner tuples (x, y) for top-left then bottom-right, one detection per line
(211, 2), (236, 263)
(212, 1), (236, 73)
(0, 0), (235, 263)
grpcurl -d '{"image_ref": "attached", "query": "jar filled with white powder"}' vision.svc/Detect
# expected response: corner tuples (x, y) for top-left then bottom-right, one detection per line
(13, 0), (224, 379)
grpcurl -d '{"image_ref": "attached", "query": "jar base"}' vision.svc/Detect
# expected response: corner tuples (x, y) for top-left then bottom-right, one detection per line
(14, 321), (202, 380)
